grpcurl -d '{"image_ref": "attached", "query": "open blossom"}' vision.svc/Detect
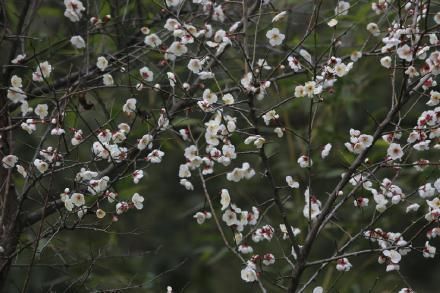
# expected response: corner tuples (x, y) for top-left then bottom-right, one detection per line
(335, 1), (350, 15)
(380, 56), (392, 68)
(354, 197), (369, 207)
(427, 90), (440, 106)
(166, 41), (188, 60)
(262, 110), (279, 125)
(71, 193), (85, 207)
(131, 193), (144, 210)
(96, 56), (108, 71)
(2, 155), (18, 168)
(286, 176), (299, 188)
(238, 244), (253, 254)
(34, 159), (49, 173)
(222, 93), (235, 105)
(35, 104), (48, 120)
(139, 66), (154, 81)
(7, 87), (26, 103)
(138, 134), (153, 150)
(321, 143), (332, 159)
(297, 155), (312, 168)
(303, 188), (321, 220)
(383, 250), (402, 265)
(266, 28), (285, 46)
(336, 257), (352, 271)
(16, 165), (27, 178)
(220, 189), (231, 210)
(367, 22), (380, 36)
(244, 135), (265, 149)
(32, 61), (52, 81)
(193, 211), (211, 224)
(188, 59), (203, 73)
(122, 98), (137, 114)
(423, 241), (436, 258)
(70, 35), (85, 48)
(179, 179), (193, 190)
(387, 143), (403, 160)
(144, 33), (162, 47)
(132, 170), (144, 184)
(11, 54), (26, 64)
(98, 73), (113, 86)
(240, 262), (257, 282)
(116, 201), (129, 215)
(64, 0), (85, 22)
(202, 88), (217, 104)
(222, 209), (238, 226)
(397, 44), (413, 62)
(418, 183), (436, 198)
(146, 149), (165, 163)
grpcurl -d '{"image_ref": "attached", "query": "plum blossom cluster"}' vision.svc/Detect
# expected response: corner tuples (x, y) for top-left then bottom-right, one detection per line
(3, 0), (440, 291)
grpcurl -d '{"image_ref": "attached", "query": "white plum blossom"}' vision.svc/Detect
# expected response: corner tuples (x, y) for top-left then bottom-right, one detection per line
(166, 41), (188, 60)
(122, 98), (137, 114)
(187, 59), (203, 73)
(71, 193), (85, 207)
(64, 0), (85, 22)
(367, 23), (381, 36)
(262, 110), (279, 126)
(336, 258), (352, 271)
(11, 54), (25, 64)
(220, 189), (231, 210)
(266, 28), (285, 46)
(7, 87), (26, 104)
(144, 34), (162, 47)
(180, 179), (193, 190)
(297, 155), (312, 168)
(102, 74), (114, 86)
(387, 143), (403, 160)
(96, 56), (108, 71)
(139, 66), (154, 81)
(286, 176), (299, 189)
(202, 88), (217, 104)
(131, 193), (144, 210)
(34, 159), (49, 173)
(244, 135), (266, 149)
(321, 143), (332, 159)
(35, 104), (48, 120)
(262, 253), (275, 266)
(303, 188), (321, 221)
(193, 211), (211, 224)
(132, 170), (144, 184)
(146, 149), (165, 163)
(32, 61), (52, 81)
(222, 209), (238, 226)
(70, 35), (86, 48)
(418, 183), (436, 198)
(335, 1), (350, 15)
(380, 56), (392, 68)
(427, 90), (440, 106)
(240, 262), (258, 282)
(397, 44), (413, 62)
(2, 155), (18, 168)
(238, 244), (253, 254)
(354, 197), (369, 208)
(272, 10), (287, 23)
(222, 93), (235, 105)
(423, 241), (436, 258)
(406, 203), (420, 213)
